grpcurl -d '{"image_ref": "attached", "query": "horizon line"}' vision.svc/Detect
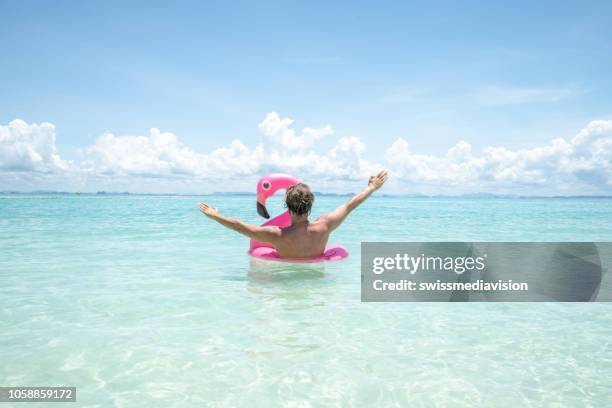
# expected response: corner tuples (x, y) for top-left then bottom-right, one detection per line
(2, 191), (612, 199)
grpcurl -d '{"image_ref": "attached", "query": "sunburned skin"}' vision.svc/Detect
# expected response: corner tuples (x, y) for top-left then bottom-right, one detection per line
(199, 170), (389, 259)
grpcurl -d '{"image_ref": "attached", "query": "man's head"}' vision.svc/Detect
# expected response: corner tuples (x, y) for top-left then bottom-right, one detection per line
(285, 183), (314, 217)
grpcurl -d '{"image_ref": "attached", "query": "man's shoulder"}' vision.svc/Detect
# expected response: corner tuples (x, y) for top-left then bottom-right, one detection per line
(309, 218), (331, 231)
(259, 225), (283, 236)
(313, 214), (331, 222)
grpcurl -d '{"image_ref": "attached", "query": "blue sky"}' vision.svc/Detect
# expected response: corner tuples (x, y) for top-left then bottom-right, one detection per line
(1, 1), (612, 194)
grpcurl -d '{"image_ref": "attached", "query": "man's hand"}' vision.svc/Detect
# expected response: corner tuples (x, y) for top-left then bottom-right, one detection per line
(368, 170), (388, 191)
(199, 202), (219, 218)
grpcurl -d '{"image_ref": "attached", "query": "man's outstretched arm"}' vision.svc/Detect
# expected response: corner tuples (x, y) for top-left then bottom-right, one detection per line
(198, 202), (282, 244)
(322, 170), (388, 231)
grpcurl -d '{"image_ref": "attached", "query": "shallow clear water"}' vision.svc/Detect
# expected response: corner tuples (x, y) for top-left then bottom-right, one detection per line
(1, 194), (612, 407)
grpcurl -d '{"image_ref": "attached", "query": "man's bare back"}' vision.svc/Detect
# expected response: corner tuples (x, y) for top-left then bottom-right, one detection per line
(273, 218), (330, 258)
(199, 170), (388, 259)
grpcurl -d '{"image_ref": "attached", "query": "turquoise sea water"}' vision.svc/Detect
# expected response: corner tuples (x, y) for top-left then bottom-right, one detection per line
(1, 194), (612, 407)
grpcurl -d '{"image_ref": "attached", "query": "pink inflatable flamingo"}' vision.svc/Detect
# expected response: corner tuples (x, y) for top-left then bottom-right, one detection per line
(248, 173), (349, 262)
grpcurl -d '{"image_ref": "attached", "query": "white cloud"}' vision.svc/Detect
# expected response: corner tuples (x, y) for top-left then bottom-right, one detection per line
(1, 114), (611, 194)
(0, 119), (70, 172)
(258, 112), (334, 152)
(79, 112), (372, 181)
(385, 120), (612, 191)
(328, 136), (376, 178)
(254, 115), (375, 180)
(83, 129), (201, 177)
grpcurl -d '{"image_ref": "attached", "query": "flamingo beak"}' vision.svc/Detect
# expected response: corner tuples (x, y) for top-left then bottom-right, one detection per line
(256, 193), (270, 219)
(257, 202), (270, 219)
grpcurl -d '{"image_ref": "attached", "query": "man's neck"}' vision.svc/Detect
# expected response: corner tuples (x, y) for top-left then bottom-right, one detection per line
(290, 213), (309, 225)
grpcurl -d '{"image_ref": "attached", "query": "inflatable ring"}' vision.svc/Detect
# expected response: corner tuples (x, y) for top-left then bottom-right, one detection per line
(248, 173), (349, 262)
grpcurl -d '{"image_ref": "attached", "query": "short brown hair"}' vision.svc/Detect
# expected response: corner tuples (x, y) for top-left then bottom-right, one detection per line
(285, 183), (314, 216)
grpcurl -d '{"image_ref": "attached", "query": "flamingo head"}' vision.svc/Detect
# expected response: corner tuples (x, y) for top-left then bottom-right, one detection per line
(256, 173), (299, 219)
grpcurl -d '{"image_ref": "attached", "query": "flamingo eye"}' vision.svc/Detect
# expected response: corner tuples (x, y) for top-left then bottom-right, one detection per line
(262, 181), (271, 190)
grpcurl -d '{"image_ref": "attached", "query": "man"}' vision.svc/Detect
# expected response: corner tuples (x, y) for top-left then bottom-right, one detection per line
(198, 170), (388, 259)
